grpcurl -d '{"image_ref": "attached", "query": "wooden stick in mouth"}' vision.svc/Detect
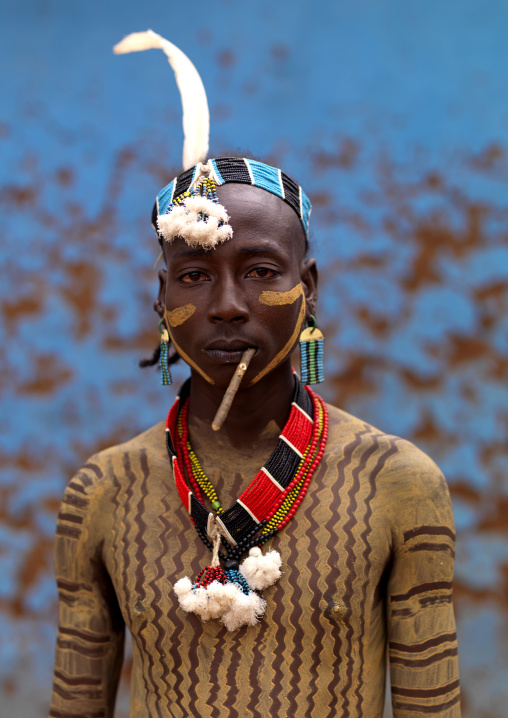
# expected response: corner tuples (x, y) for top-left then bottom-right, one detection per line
(211, 348), (256, 431)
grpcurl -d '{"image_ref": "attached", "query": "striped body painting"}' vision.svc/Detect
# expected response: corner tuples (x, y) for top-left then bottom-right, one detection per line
(164, 309), (215, 385)
(251, 284), (305, 385)
(48, 408), (459, 718)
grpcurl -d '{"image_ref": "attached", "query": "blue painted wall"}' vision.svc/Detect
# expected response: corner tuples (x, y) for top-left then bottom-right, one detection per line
(1, 1), (507, 715)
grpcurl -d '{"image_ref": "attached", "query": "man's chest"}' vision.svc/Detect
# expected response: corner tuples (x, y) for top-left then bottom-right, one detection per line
(103, 465), (392, 643)
(100, 458), (391, 718)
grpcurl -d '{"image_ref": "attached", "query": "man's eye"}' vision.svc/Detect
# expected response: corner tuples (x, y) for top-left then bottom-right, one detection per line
(180, 271), (209, 283)
(247, 267), (278, 279)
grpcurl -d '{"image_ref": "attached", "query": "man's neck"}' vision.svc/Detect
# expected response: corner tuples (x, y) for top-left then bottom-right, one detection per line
(185, 361), (295, 505)
(187, 359), (296, 449)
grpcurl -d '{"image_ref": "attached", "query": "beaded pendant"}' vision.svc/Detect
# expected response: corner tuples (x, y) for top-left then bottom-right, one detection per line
(299, 316), (324, 385)
(158, 319), (172, 386)
(173, 526), (269, 631)
(167, 377), (329, 630)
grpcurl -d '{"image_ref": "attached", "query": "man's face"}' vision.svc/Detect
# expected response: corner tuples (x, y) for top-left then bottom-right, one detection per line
(158, 183), (317, 389)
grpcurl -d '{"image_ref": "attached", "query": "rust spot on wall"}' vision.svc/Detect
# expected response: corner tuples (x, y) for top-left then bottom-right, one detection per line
(44, 498), (62, 514)
(19, 540), (52, 590)
(2, 295), (42, 332)
(425, 172), (443, 190)
(478, 499), (508, 533)
(349, 254), (387, 269)
(403, 204), (486, 291)
(310, 192), (332, 207)
(0, 489), (33, 532)
(403, 224), (450, 290)
(330, 356), (375, 405)
(217, 50), (236, 68)
(475, 281), (508, 303)
(402, 370), (441, 391)
(18, 355), (73, 395)
(112, 380), (138, 395)
(449, 482), (481, 503)
(312, 139), (360, 171)
(0, 452), (45, 472)
(0, 184), (37, 207)
(71, 427), (139, 464)
(61, 261), (101, 337)
(356, 307), (389, 336)
(56, 167), (75, 187)
(482, 442), (507, 466)
(488, 357), (508, 381)
(196, 28), (213, 45)
(2, 680), (15, 696)
(271, 44), (289, 61)
(448, 336), (489, 364)
(412, 414), (442, 443)
(103, 328), (157, 353)
(452, 581), (507, 609)
(470, 143), (504, 172)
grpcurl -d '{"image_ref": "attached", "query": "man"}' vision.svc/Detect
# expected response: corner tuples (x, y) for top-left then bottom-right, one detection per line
(48, 32), (460, 718)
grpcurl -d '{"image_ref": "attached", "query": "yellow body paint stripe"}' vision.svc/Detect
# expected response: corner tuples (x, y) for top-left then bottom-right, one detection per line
(251, 286), (306, 385)
(166, 304), (196, 327)
(259, 284), (303, 306)
(165, 311), (215, 385)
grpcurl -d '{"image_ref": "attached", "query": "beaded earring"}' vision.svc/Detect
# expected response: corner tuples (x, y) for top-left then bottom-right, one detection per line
(158, 319), (172, 386)
(299, 315), (324, 384)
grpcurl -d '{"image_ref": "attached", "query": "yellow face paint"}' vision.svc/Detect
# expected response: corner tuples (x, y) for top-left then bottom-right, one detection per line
(164, 310), (215, 385)
(259, 284), (303, 306)
(166, 304), (196, 327)
(251, 285), (306, 385)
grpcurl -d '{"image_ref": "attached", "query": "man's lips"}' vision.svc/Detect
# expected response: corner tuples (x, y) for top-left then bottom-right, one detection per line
(202, 342), (257, 365)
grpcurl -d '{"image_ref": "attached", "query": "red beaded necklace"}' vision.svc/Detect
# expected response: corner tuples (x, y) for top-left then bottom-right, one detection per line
(166, 377), (329, 630)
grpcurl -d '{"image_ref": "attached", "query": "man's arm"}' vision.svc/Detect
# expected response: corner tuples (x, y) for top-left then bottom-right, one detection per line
(48, 465), (125, 718)
(386, 444), (460, 718)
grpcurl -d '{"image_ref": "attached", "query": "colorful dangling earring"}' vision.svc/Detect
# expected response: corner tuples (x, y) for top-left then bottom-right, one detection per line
(158, 319), (172, 386)
(299, 315), (324, 384)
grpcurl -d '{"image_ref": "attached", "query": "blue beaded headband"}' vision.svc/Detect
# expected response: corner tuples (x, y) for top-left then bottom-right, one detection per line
(155, 157), (312, 241)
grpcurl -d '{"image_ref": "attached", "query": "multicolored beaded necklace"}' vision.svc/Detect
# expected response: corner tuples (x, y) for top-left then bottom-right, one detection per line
(166, 377), (329, 630)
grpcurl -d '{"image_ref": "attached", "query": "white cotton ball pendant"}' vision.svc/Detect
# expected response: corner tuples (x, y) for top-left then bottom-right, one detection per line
(239, 548), (282, 591)
(221, 590), (266, 632)
(173, 572), (267, 630)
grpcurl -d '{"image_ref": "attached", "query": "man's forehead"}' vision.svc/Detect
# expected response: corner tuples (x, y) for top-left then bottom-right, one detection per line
(166, 233), (297, 264)
(216, 184), (307, 246)
(218, 183), (296, 219)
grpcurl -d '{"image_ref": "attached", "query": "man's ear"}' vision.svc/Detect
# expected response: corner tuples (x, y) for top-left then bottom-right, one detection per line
(300, 258), (318, 319)
(153, 268), (167, 318)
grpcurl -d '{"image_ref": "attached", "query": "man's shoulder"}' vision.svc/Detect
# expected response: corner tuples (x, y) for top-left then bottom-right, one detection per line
(324, 402), (446, 495)
(67, 421), (168, 497)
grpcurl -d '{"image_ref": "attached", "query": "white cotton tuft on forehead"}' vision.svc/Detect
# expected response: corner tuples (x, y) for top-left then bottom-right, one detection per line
(157, 196), (232, 248)
(113, 30), (209, 170)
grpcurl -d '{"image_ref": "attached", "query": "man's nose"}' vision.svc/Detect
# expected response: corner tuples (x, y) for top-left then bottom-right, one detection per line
(207, 276), (249, 323)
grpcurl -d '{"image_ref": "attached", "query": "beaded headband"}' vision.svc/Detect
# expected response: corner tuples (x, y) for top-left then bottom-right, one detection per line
(114, 30), (312, 251)
(154, 157), (312, 245)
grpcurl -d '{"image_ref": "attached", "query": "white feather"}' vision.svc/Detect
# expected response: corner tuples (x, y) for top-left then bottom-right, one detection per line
(114, 29), (209, 170)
